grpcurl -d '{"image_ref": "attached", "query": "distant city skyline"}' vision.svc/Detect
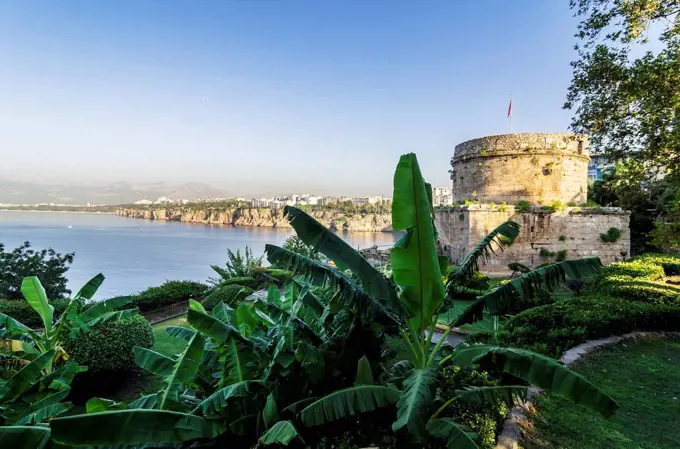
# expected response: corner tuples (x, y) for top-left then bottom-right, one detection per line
(1, 1), (579, 194)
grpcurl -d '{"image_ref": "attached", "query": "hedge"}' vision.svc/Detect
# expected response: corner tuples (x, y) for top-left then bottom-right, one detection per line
(63, 314), (154, 372)
(481, 295), (680, 357)
(470, 253), (680, 357)
(0, 298), (70, 328)
(219, 276), (263, 290)
(133, 280), (208, 312)
(202, 284), (254, 310)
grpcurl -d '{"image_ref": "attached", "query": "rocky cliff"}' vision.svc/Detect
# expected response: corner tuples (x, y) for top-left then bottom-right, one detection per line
(116, 207), (392, 232)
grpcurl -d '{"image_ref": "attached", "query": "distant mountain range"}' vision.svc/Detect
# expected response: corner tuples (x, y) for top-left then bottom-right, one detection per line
(0, 179), (229, 205)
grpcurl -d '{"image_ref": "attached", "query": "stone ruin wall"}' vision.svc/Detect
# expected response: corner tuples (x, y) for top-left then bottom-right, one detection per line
(436, 205), (631, 271)
(438, 133), (631, 271)
(451, 133), (589, 205)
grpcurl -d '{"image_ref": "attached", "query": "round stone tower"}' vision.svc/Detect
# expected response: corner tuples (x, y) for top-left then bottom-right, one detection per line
(450, 133), (589, 204)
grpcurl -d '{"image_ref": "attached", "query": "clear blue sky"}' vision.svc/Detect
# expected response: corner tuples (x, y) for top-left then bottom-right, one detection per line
(0, 0), (579, 197)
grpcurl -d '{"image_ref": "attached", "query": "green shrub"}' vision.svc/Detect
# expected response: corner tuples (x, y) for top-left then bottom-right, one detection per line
(0, 298), (70, 327)
(515, 200), (532, 213)
(541, 200), (566, 213)
(499, 201), (509, 212)
(252, 267), (293, 286)
(598, 275), (680, 305)
(202, 284), (254, 310)
(635, 253), (680, 276)
(133, 280), (208, 312)
(63, 314), (154, 372)
(558, 235), (567, 241)
(539, 248), (556, 258)
(601, 259), (665, 280)
(555, 249), (568, 262)
(600, 227), (622, 243)
(461, 271), (491, 291)
(438, 365), (508, 449)
(219, 276), (263, 290)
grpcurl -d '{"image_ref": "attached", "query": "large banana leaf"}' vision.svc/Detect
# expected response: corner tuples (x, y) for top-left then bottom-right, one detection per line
(390, 153), (444, 332)
(265, 245), (400, 326)
(15, 402), (73, 425)
(455, 386), (528, 406)
(21, 277), (54, 333)
(0, 312), (34, 334)
(134, 347), (176, 377)
(50, 409), (221, 446)
(0, 349), (55, 401)
(392, 367), (438, 440)
(221, 337), (255, 386)
(78, 296), (134, 323)
(263, 393), (279, 429)
(473, 347), (618, 417)
(446, 221), (520, 293)
(159, 332), (205, 410)
(86, 397), (128, 413)
(73, 273), (105, 300)
(187, 308), (247, 344)
(283, 206), (403, 313)
(259, 420), (299, 446)
(300, 385), (400, 427)
(68, 309), (140, 338)
(452, 257), (603, 326)
(194, 380), (265, 416)
(128, 393), (160, 409)
(0, 426), (52, 449)
(165, 326), (196, 340)
(426, 419), (479, 449)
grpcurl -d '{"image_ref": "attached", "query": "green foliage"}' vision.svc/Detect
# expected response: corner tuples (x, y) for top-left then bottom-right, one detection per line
(566, 0), (680, 177)
(498, 202), (509, 212)
(220, 276), (263, 290)
(201, 284), (254, 310)
(515, 200), (532, 213)
(63, 314), (154, 372)
(600, 227), (622, 243)
(133, 280), (208, 312)
(541, 200), (566, 213)
(555, 249), (568, 262)
(282, 235), (324, 261)
(558, 235), (567, 241)
(210, 246), (264, 281)
(0, 298), (69, 328)
(437, 365), (508, 449)
(539, 248), (556, 258)
(0, 241), (74, 300)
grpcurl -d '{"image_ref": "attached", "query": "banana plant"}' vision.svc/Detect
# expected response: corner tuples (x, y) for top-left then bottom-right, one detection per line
(0, 274), (137, 371)
(0, 350), (87, 449)
(263, 153), (618, 447)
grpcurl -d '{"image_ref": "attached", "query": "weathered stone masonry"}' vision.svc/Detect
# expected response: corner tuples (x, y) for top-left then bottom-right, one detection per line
(438, 133), (631, 270)
(436, 204), (630, 269)
(451, 133), (589, 205)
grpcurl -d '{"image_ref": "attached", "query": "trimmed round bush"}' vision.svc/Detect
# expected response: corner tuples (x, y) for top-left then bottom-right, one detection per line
(202, 284), (254, 310)
(63, 314), (154, 372)
(601, 259), (665, 280)
(133, 280), (208, 312)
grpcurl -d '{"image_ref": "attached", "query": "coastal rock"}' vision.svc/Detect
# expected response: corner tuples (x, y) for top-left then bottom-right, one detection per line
(115, 207), (392, 232)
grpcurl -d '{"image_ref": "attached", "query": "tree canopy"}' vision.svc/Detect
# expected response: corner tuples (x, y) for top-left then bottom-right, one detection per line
(565, 0), (680, 174)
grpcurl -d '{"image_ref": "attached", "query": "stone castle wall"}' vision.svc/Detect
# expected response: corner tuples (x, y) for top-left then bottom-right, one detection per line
(451, 133), (589, 204)
(436, 205), (630, 271)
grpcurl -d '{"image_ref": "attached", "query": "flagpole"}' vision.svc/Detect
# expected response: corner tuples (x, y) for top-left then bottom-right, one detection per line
(509, 94), (513, 133)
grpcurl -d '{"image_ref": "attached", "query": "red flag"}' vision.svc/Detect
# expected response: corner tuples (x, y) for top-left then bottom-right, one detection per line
(507, 99), (512, 118)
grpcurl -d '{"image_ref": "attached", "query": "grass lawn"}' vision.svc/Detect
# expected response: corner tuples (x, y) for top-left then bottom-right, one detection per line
(152, 315), (189, 357)
(525, 337), (680, 449)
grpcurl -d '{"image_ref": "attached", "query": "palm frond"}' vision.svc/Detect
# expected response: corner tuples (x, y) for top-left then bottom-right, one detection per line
(284, 206), (403, 313)
(455, 386), (528, 406)
(452, 257), (603, 327)
(300, 385), (400, 427)
(265, 245), (401, 326)
(473, 347), (618, 417)
(392, 367), (438, 440)
(426, 419), (479, 449)
(446, 220), (520, 295)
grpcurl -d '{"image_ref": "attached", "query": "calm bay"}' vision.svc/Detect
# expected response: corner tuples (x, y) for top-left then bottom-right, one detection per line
(0, 211), (398, 298)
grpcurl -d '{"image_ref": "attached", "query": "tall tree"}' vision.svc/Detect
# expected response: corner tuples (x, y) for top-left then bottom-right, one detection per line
(565, 0), (680, 175)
